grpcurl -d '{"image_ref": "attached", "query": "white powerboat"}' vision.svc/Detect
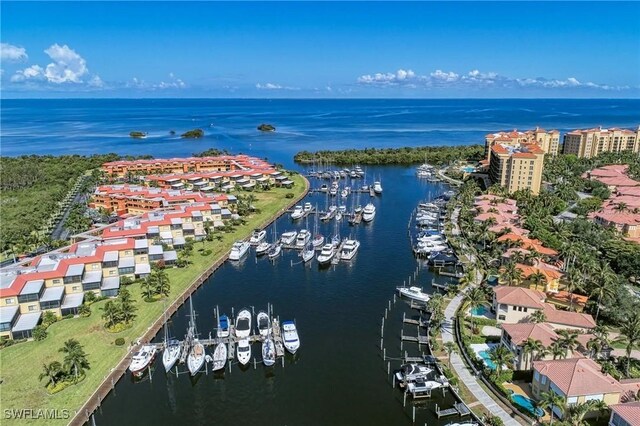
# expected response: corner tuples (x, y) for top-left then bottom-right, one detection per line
(406, 377), (446, 395)
(282, 321), (300, 354)
(397, 286), (430, 303)
(281, 231), (297, 245)
(237, 339), (251, 365)
(217, 314), (230, 338)
(312, 234), (325, 248)
(340, 189), (348, 198)
(301, 243), (315, 263)
(268, 242), (282, 259)
(255, 241), (271, 256)
(394, 363), (433, 383)
(335, 211), (342, 221)
(262, 338), (276, 367)
(340, 239), (360, 260)
(162, 339), (181, 373)
(362, 203), (376, 222)
(295, 229), (311, 248)
(229, 240), (250, 260)
(187, 339), (205, 376)
(317, 243), (335, 265)
(235, 309), (252, 338)
(129, 344), (157, 377)
(212, 342), (227, 371)
(329, 187), (337, 196)
(373, 181), (383, 194)
(291, 205), (304, 220)
(303, 202), (313, 213)
(249, 229), (266, 245)
(257, 311), (271, 337)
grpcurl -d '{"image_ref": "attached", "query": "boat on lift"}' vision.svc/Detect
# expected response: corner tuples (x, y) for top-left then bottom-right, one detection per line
(396, 286), (430, 303)
(129, 345), (157, 377)
(282, 321), (300, 354)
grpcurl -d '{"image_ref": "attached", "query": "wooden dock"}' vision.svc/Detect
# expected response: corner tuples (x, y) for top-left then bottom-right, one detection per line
(435, 402), (471, 418)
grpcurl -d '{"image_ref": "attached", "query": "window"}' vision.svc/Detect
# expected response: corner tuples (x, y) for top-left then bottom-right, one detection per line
(567, 396), (577, 404)
(5, 298), (14, 305)
(52, 279), (61, 284)
(72, 286), (80, 292)
(534, 371), (540, 381)
(523, 307), (528, 312)
(541, 375), (547, 385)
(498, 315), (506, 321)
(28, 305), (37, 312)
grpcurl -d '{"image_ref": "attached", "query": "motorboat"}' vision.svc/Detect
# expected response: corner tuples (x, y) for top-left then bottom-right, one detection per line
(335, 211), (342, 221)
(217, 314), (230, 338)
(281, 231), (297, 245)
(212, 342), (227, 371)
(338, 205), (347, 213)
(301, 243), (315, 262)
(282, 321), (300, 354)
(249, 229), (266, 245)
(291, 205), (304, 220)
(229, 240), (250, 260)
(340, 189), (348, 198)
(235, 309), (252, 338)
(262, 338), (276, 367)
(268, 242), (282, 259)
(162, 339), (181, 373)
(329, 187), (337, 196)
(340, 239), (360, 261)
(312, 234), (325, 248)
(406, 377), (446, 395)
(415, 241), (447, 253)
(362, 203), (376, 222)
(397, 286), (430, 303)
(419, 202), (439, 211)
(319, 184), (328, 192)
(255, 241), (271, 256)
(237, 339), (251, 365)
(394, 363), (433, 383)
(317, 244), (335, 265)
(129, 344), (157, 376)
(303, 202), (313, 213)
(373, 181), (383, 194)
(417, 170), (431, 178)
(295, 229), (311, 248)
(257, 311), (271, 337)
(187, 339), (205, 376)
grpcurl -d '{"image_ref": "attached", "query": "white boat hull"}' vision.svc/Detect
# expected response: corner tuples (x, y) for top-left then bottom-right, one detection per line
(212, 343), (227, 371)
(162, 344), (180, 373)
(237, 340), (251, 365)
(187, 342), (205, 376)
(262, 339), (276, 366)
(282, 321), (300, 354)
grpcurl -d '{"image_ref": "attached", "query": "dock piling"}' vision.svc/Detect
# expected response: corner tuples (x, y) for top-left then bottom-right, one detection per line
(387, 362), (390, 375)
(412, 405), (416, 423)
(383, 347), (386, 360)
(388, 299), (391, 311)
(403, 391), (407, 407)
(380, 338), (383, 351)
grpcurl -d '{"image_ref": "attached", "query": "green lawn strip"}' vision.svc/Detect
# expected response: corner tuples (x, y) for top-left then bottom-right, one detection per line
(0, 175), (306, 425)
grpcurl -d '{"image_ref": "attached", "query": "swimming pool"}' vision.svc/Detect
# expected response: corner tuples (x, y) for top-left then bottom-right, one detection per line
(478, 350), (497, 370)
(512, 393), (544, 417)
(471, 305), (487, 315)
(462, 166), (476, 173)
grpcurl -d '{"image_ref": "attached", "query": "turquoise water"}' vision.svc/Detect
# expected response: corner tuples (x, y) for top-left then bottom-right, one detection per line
(512, 394), (544, 417)
(478, 350), (497, 370)
(471, 305), (487, 315)
(462, 166), (476, 173)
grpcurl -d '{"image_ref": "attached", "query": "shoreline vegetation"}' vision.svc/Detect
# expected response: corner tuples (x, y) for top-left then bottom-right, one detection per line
(293, 144), (484, 165)
(128, 131), (147, 139)
(0, 173), (307, 426)
(257, 123), (276, 132)
(181, 128), (204, 138)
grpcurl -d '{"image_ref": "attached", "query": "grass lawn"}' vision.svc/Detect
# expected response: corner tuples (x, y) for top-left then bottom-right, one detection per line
(0, 174), (306, 425)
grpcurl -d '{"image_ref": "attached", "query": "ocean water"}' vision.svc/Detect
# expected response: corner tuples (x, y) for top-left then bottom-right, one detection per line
(2, 99), (639, 168)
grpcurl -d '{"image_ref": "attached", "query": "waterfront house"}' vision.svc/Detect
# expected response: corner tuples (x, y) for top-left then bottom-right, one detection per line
(609, 401), (640, 426)
(501, 322), (559, 370)
(532, 358), (624, 419)
(492, 286), (546, 323)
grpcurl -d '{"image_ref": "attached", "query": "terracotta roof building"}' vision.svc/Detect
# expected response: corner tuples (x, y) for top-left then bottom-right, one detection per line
(484, 128), (560, 160)
(488, 143), (546, 195)
(609, 401), (640, 426)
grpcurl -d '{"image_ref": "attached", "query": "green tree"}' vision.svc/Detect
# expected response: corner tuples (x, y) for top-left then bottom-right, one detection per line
(530, 310), (547, 324)
(614, 312), (640, 378)
(117, 288), (137, 324)
(549, 341), (566, 360)
(463, 287), (486, 335)
(589, 263), (617, 321)
(148, 269), (171, 298)
(487, 345), (514, 377)
(557, 329), (580, 358)
(101, 301), (120, 329)
(39, 361), (63, 388)
(539, 391), (565, 426)
(522, 338), (544, 370)
(59, 338), (90, 382)
(443, 342), (456, 368)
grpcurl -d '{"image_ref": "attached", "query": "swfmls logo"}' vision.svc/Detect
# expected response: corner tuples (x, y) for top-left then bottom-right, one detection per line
(4, 409), (71, 420)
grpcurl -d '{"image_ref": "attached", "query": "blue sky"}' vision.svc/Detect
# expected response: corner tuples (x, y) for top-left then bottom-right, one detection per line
(1, 1), (639, 98)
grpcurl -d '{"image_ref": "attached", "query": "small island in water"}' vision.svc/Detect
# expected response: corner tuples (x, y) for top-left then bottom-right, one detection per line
(181, 129), (204, 139)
(257, 123), (276, 132)
(129, 131), (147, 139)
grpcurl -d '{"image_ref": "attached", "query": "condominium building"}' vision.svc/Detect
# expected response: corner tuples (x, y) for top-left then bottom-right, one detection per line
(484, 128), (559, 160)
(488, 143), (545, 195)
(562, 127), (640, 158)
(0, 238), (176, 340)
(145, 169), (286, 192)
(102, 155), (275, 178)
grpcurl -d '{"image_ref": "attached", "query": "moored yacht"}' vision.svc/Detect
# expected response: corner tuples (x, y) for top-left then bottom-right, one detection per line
(312, 234), (325, 248)
(295, 229), (311, 248)
(237, 339), (251, 365)
(362, 203), (376, 222)
(235, 309), (252, 339)
(262, 338), (276, 367)
(317, 243), (336, 265)
(249, 229), (266, 245)
(212, 342), (227, 371)
(301, 243), (315, 262)
(282, 321), (300, 354)
(255, 241), (271, 256)
(291, 205), (304, 220)
(394, 363), (433, 383)
(162, 339), (181, 373)
(187, 339), (205, 376)
(129, 344), (157, 377)
(373, 181), (383, 194)
(229, 240), (250, 260)
(257, 311), (271, 337)
(267, 242), (282, 259)
(340, 239), (360, 261)
(303, 202), (313, 213)
(217, 314), (230, 338)
(280, 231), (297, 245)
(396, 286), (430, 303)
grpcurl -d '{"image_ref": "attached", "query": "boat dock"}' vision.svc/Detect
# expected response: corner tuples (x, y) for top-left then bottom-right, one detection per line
(435, 402), (471, 418)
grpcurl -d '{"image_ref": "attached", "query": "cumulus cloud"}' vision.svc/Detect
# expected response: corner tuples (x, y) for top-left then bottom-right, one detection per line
(357, 68), (630, 91)
(255, 82), (299, 90)
(1, 43), (28, 62)
(10, 44), (101, 86)
(126, 73), (186, 90)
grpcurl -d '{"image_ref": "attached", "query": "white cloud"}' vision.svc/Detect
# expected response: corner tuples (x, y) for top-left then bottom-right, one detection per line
(11, 44), (101, 86)
(255, 82), (299, 90)
(126, 73), (186, 90)
(357, 68), (630, 91)
(1, 43), (28, 62)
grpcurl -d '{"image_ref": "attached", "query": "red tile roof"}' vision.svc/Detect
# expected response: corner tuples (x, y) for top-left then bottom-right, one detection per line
(543, 304), (596, 329)
(502, 322), (559, 347)
(609, 401), (640, 426)
(533, 358), (623, 397)
(494, 286), (546, 309)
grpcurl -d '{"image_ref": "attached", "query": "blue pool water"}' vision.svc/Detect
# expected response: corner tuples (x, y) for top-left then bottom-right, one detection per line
(512, 394), (544, 417)
(462, 166), (476, 173)
(478, 350), (497, 370)
(471, 305), (487, 315)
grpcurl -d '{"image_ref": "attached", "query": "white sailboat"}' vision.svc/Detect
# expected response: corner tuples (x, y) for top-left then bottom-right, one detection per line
(229, 240), (250, 260)
(129, 344), (157, 377)
(211, 342), (227, 371)
(262, 338), (276, 366)
(282, 321), (300, 354)
(186, 298), (205, 376)
(256, 311), (271, 337)
(237, 339), (251, 365)
(362, 203), (376, 222)
(268, 242), (282, 259)
(301, 242), (315, 263)
(249, 229), (266, 245)
(161, 315), (180, 373)
(235, 309), (252, 339)
(312, 204), (325, 248)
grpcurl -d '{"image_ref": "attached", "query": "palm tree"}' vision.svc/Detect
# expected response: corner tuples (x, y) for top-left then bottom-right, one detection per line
(510, 250), (525, 265)
(529, 271), (547, 292)
(565, 269), (586, 312)
(39, 361), (62, 388)
(141, 278), (155, 301)
(557, 329), (580, 358)
(458, 270), (476, 288)
(530, 310), (547, 324)
(589, 263), (617, 321)
(614, 312), (640, 378)
(59, 339), (90, 382)
(613, 202), (628, 212)
(522, 338), (544, 370)
(101, 301), (120, 328)
(564, 400), (596, 426)
(549, 341), (567, 360)
(117, 288), (137, 324)
(487, 345), (514, 378)
(539, 390), (565, 426)
(524, 249), (542, 266)
(443, 342), (456, 368)
(149, 269), (171, 298)
(464, 287), (486, 334)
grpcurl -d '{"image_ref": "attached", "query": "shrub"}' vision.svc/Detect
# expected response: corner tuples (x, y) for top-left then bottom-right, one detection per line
(78, 304), (91, 317)
(114, 337), (125, 346)
(484, 414), (504, 426)
(32, 325), (48, 341)
(84, 291), (97, 304)
(42, 311), (58, 328)
(285, 193), (294, 199)
(120, 276), (134, 286)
